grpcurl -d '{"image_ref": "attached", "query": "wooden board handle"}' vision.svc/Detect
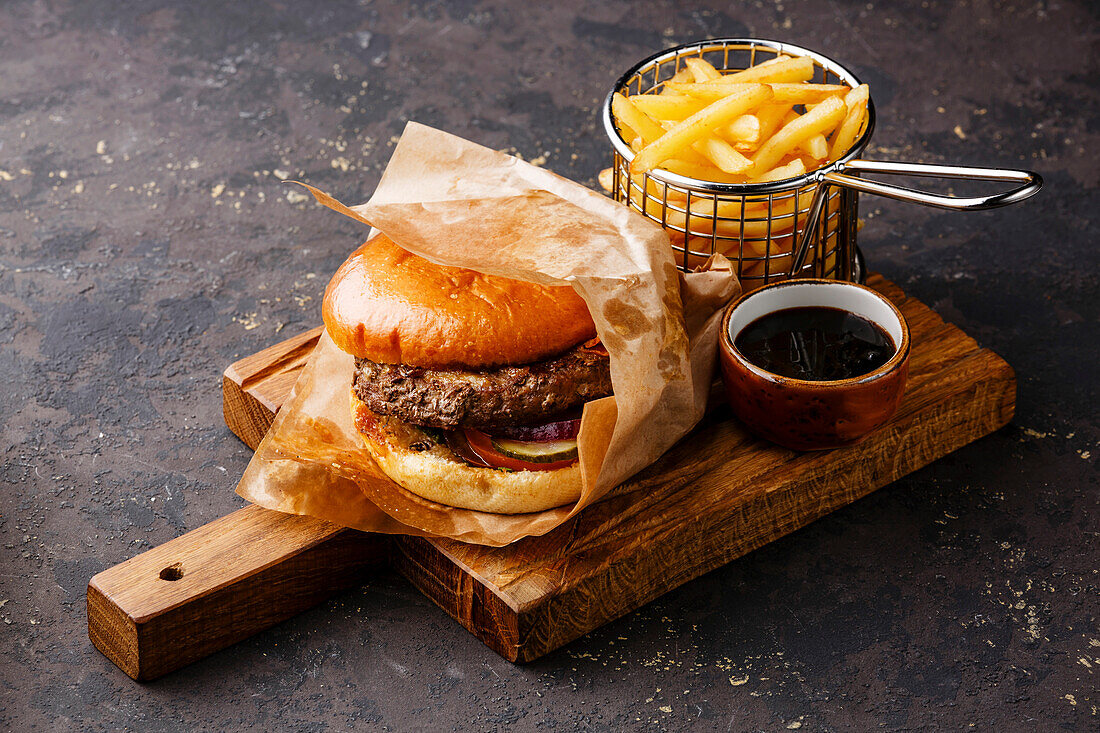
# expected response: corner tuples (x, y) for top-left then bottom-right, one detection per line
(88, 504), (388, 680)
(90, 274), (1018, 677)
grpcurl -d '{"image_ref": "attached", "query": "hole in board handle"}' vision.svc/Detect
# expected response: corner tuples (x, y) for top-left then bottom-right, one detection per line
(159, 563), (184, 581)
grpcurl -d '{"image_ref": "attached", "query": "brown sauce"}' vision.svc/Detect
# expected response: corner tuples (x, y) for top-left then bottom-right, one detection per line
(734, 306), (895, 381)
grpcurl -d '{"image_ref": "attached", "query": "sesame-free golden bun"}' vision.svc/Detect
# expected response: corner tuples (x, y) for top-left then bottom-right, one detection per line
(322, 235), (596, 370)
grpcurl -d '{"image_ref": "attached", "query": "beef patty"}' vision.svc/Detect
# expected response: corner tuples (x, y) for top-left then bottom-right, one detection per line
(352, 342), (612, 430)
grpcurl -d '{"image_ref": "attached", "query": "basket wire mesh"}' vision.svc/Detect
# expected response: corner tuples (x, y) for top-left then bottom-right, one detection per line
(603, 39), (872, 288)
(605, 39), (1042, 286)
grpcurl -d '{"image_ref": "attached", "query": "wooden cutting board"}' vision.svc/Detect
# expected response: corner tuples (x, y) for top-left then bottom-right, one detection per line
(88, 274), (1015, 680)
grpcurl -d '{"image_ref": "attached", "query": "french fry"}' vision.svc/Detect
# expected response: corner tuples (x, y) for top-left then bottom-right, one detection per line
(658, 157), (747, 183)
(666, 81), (849, 104)
(828, 83), (870, 160)
(617, 121), (637, 145)
(692, 136), (753, 174)
(676, 226), (799, 264)
(635, 193), (799, 238)
(748, 95), (847, 176)
(668, 231), (786, 266)
(630, 93), (708, 121)
(670, 184), (814, 226)
(741, 251), (795, 281)
(660, 68), (695, 96)
(614, 164), (695, 201)
(664, 67), (695, 86)
(733, 104), (794, 152)
(751, 158), (808, 183)
(684, 57), (722, 82)
(725, 114), (760, 144)
(631, 84), (774, 173)
(616, 95), (716, 168)
(798, 133), (829, 160)
(742, 232), (798, 259)
(722, 55), (815, 84)
(598, 167), (614, 193)
(739, 198), (843, 282)
(611, 92), (667, 144)
(756, 104), (795, 141)
(766, 83), (847, 101)
(687, 193), (800, 222)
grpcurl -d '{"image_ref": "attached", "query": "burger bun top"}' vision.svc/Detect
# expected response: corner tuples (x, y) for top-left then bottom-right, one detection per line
(323, 235), (596, 369)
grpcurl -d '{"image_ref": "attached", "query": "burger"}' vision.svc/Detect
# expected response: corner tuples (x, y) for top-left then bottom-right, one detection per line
(322, 234), (612, 514)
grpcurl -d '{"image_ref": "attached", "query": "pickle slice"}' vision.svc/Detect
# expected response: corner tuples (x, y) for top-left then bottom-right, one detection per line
(489, 436), (579, 464)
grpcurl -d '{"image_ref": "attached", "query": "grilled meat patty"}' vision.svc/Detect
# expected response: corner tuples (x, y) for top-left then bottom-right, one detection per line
(353, 343), (612, 430)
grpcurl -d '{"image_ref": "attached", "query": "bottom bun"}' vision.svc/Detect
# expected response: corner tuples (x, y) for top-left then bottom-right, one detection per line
(353, 394), (583, 514)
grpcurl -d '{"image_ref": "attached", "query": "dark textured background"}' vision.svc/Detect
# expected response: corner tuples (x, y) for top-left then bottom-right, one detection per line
(1, 1), (1096, 730)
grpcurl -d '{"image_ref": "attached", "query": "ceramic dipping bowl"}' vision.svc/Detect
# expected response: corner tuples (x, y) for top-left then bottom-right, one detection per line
(719, 279), (911, 451)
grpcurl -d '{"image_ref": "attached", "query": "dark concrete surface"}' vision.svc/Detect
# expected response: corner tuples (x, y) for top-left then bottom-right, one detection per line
(1, 0), (1096, 730)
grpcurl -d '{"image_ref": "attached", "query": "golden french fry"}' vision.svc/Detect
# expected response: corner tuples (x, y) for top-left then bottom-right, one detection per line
(614, 164), (693, 201)
(678, 237), (797, 270)
(666, 81), (849, 104)
(725, 114), (760, 144)
(692, 136), (753, 174)
(748, 95), (847, 176)
(799, 155), (822, 171)
(828, 83), (870, 160)
(756, 103), (795, 140)
(633, 193), (798, 238)
(617, 121), (637, 145)
(769, 83), (847, 101)
(684, 57), (722, 82)
(598, 167), (614, 193)
(631, 84), (774, 174)
(611, 92), (666, 144)
(687, 193), (801, 222)
(683, 226), (799, 262)
(656, 124), (723, 168)
(741, 251), (795, 282)
(656, 157), (746, 183)
(722, 55), (815, 84)
(662, 82), (720, 99)
(630, 94), (708, 120)
(744, 232), (798, 259)
(660, 68), (695, 97)
(664, 67), (695, 87)
(799, 133), (829, 160)
(731, 104), (794, 153)
(667, 231), (801, 278)
(680, 187), (823, 247)
(672, 195), (828, 260)
(751, 158), (808, 183)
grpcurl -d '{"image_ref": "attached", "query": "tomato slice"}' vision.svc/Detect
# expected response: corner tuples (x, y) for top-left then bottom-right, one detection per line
(444, 430), (494, 468)
(462, 429), (578, 472)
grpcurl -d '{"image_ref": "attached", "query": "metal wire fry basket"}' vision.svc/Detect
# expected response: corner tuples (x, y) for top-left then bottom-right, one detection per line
(601, 39), (1043, 285)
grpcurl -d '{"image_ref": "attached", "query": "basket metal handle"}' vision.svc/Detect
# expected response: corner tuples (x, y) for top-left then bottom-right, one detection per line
(826, 159), (1043, 210)
(790, 160), (1043, 276)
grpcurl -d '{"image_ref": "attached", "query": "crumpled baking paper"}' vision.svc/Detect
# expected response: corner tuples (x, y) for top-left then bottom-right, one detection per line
(237, 122), (739, 545)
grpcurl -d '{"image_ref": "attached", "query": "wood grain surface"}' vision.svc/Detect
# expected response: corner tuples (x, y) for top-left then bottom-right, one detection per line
(87, 504), (386, 680)
(89, 274), (1015, 677)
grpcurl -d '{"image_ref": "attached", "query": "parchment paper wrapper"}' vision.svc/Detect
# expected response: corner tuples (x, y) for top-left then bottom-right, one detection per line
(237, 122), (739, 546)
